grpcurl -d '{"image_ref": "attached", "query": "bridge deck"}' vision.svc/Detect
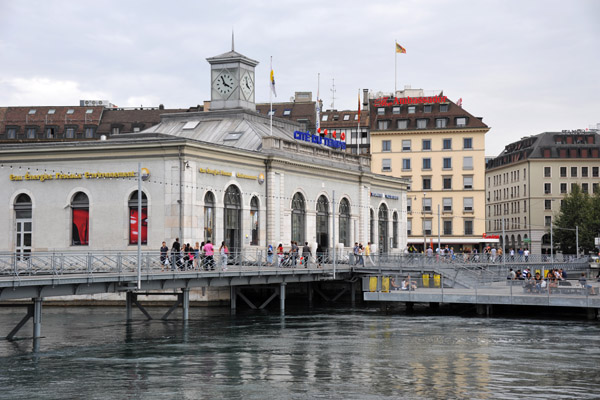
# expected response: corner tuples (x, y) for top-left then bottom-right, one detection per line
(364, 280), (600, 309)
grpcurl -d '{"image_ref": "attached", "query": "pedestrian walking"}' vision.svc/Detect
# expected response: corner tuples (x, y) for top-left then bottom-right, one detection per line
(302, 242), (311, 268)
(219, 241), (229, 270)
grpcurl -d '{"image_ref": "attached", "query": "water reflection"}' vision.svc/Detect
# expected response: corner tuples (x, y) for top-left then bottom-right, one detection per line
(0, 307), (599, 399)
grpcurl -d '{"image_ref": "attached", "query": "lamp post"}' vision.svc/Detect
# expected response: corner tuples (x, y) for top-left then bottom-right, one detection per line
(422, 194), (427, 253)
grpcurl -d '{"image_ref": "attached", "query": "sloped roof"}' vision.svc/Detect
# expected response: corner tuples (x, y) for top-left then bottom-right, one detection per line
(486, 131), (600, 170)
(97, 108), (187, 135)
(143, 108), (299, 152)
(206, 50), (259, 67)
(369, 98), (488, 131)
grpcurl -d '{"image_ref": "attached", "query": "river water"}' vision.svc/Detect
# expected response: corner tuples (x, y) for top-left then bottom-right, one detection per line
(1, 305), (599, 399)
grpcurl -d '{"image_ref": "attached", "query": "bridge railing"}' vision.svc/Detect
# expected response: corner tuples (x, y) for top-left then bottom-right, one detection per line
(0, 248), (326, 277)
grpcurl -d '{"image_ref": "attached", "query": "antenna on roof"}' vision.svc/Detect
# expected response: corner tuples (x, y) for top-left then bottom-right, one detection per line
(330, 78), (336, 109)
(232, 29), (235, 52)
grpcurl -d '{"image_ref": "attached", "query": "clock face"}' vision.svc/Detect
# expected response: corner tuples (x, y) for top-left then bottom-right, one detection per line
(240, 74), (254, 100)
(215, 73), (235, 96)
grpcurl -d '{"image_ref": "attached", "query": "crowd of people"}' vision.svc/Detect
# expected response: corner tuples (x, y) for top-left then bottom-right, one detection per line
(507, 267), (597, 295)
(159, 238), (229, 272)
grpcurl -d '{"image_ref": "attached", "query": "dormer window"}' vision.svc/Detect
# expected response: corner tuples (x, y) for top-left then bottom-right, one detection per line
(322, 115), (328, 121)
(392, 106), (400, 114)
(28, 109), (36, 115)
(377, 108), (385, 115)
(456, 117), (467, 127)
(86, 109), (93, 114)
(47, 109), (56, 115)
(436, 118), (447, 128)
(268, 110), (276, 116)
(283, 109), (291, 116)
(439, 104), (449, 112)
(343, 114), (350, 121)
(423, 105), (432, 113)
(66, 109), (74, 114)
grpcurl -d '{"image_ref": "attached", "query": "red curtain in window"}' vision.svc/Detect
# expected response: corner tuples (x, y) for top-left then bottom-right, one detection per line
(129, 208), (148, 244)
(72, 209), (89, 245)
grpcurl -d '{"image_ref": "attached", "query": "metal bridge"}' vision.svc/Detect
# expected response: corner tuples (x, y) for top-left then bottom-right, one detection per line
(0, 250), (595, 350)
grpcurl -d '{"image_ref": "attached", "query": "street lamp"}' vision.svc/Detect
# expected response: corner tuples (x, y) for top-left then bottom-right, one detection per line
(422, 194), (427, 252)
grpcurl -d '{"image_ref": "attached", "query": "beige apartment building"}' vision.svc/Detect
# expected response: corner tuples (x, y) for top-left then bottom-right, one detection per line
(370, 91), (490, 252)
(485, 130), (600, 255)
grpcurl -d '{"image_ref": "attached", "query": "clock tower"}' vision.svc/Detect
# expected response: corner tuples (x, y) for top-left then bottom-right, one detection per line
(207, 42), (259, 111)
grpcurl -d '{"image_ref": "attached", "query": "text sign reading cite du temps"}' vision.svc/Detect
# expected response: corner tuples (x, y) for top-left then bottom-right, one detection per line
(294, 131), (346, 150)
(9, 171), (136, 182)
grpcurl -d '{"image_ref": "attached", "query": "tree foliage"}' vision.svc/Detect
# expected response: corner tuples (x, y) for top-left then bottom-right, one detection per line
(552, 184), (600, 254)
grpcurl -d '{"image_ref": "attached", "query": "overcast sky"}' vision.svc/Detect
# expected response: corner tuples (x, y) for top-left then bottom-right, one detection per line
(1, 0), (598, 155)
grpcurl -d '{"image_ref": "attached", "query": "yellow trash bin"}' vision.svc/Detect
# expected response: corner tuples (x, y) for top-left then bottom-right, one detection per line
(433, 274), (441, 288)
(381, 277), (390, 293)
(369, 276), (378, 292)
(422, 274), (430, 288)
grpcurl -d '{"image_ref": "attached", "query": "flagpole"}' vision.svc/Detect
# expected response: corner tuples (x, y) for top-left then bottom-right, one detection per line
(270, 56), (273, 136)
(394, 40), (397, 95)
(315, 73), (320, 135)
(357, 88), (361, 156)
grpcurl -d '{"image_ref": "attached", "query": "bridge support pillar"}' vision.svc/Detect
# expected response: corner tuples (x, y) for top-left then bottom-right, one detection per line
(126, 292), (133, 321)
(280, 283), (286, 313)
(33, 297), (42, 340)
(476, 304), (492, 317)
(586, 308), (597, 320)
(230, 286), (237, 311)
(182, 288), (190, 321)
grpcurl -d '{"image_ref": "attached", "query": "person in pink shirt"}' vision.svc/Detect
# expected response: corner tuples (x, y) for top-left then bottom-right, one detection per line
(204, 240), (215, 271)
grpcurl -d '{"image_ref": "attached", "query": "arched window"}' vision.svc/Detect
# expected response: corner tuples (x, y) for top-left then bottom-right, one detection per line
(291, 192), (305, 244)
(224, 185), (241, 249)
(71, 192), (89, 245)
(393, 211), (398, 249)
(339, 198), (350, 246)
(14, 194), (32, 257)
(128, 191), (148, 245)
(316, 195), (329, 249)
(250, 196), (259, 246)
(370, 208), (375, 244)
(204, 192), (215, 243)
(378, 204), (388, 253)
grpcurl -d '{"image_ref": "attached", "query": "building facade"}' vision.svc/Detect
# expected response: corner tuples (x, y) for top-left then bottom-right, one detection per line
(485, 130), (600, 255)
(1, 48), (408, 257)
(369, 91), (490, 252)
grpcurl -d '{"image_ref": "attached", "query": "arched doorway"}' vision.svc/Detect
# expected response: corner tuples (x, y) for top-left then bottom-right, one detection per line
(291, 192), (306, 244)
(393, 211), (399, 249)
(378, 204), (388, 253)
(224, 185), (241, 250)
(250, 196), (259, 246)
(71, 192), (89, 246)
(316, 195), (329, 250)
(128, 191), (148, 245)
(204, 192), (215, 244)
(339, 198), (350, 247)
(369, 208), (375, 244)
(14, 193), (32, 258)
